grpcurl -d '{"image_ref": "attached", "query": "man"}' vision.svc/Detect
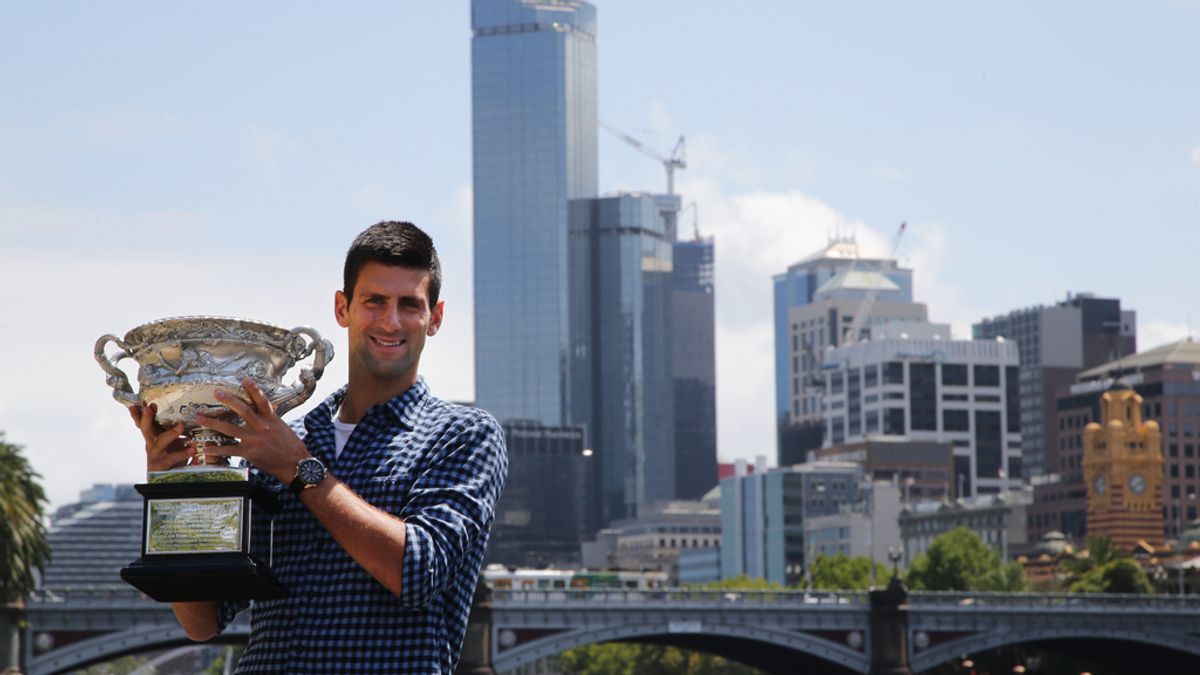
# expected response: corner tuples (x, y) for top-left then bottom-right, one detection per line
(131, 221), (508, 673)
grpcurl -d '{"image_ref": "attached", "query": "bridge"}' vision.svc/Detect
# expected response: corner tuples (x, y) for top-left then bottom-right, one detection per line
(21, 583), (1200, 674)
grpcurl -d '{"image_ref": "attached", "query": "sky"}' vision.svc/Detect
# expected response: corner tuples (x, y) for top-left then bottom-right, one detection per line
(2, 1), (1198, 509)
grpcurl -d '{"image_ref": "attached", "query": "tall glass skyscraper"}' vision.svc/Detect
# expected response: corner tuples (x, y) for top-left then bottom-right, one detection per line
(569, 193), (675, 521)
(672, 236), (717, 500)
(471, 0), (598, 425)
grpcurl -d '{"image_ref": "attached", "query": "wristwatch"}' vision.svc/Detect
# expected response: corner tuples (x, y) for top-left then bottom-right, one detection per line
(289, 457), (327, 496)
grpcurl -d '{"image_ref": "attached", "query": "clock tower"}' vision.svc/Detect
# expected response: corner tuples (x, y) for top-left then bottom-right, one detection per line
(1082, 385), (1164, 552)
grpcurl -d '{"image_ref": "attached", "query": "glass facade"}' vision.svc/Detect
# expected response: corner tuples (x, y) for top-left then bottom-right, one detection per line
(569, 194), (674, 522)
(672, 236), (718, 500)
(486, 421), (600, 567)
(471, 0), (598, 425)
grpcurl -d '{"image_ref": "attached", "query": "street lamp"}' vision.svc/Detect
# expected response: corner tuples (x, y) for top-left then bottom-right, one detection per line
(804, 480), (826, 592)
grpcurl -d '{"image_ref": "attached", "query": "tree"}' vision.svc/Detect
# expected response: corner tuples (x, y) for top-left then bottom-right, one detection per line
(0, 433), (52, 671)
(810, 553), (888, 590)
(1068, 558), (1154, 594)
(905, 528), (1028, 592)
(1063, 536), (1123, 584)
(0, 433), (50, 601)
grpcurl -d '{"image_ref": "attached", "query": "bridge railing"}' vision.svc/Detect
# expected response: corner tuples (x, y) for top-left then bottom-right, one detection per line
(28, 586), (155, 608)
(491, 588), (869, 606)
(909, 590), (1200, 611)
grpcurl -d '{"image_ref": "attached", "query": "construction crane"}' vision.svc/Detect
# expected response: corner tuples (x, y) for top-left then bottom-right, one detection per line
(679, 201), (702, 240)
(599, 121), (686, 196)
(842, 222), (908, 345)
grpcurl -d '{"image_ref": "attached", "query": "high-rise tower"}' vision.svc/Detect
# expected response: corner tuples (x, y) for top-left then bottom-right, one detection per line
(471, 0), (598, 424)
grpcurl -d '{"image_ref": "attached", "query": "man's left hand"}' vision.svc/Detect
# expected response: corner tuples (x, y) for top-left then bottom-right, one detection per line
(195, 377), (312, 484)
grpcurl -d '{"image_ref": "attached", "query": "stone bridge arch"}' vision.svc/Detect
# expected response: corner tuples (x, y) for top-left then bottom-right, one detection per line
(911, 626), (1200, 673)
(28, 622), (249, 675)
(491, 620), (871, 674)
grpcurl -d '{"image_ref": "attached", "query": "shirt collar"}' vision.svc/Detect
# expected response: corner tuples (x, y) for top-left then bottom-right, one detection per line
(305, 377), (429, 432)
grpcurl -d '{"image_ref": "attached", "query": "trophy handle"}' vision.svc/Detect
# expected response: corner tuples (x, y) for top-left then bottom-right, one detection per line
(95, 334), (140, 407)
(272, 326), (334, 416)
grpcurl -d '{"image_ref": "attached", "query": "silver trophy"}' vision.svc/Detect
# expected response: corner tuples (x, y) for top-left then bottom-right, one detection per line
(95, 316), (333, 466)
(94, 316), (334, 602)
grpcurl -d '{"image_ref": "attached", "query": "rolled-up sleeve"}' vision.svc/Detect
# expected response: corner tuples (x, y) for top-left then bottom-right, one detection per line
(400, 413), (507, 608)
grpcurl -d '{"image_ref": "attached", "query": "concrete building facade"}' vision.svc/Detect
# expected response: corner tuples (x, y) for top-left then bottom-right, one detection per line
(821, 331), (1022, 498)
(973, 292), (1137, 479)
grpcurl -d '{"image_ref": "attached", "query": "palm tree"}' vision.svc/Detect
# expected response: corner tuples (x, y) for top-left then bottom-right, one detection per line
(0, 432), (51, 671)
(1063, 535), (1124, 582)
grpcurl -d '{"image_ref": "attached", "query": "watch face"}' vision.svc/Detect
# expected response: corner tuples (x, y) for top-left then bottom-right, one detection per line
(1129, 473), (1147, 495)
(1094, 475), (1106, 495)
(298, 457), (326, 485)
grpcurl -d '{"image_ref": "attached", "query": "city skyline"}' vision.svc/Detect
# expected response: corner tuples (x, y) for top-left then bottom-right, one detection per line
(3, 1), (1199, 508)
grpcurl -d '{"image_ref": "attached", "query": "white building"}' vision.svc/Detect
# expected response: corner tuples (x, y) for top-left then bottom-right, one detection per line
(821, 327), (1022, 497)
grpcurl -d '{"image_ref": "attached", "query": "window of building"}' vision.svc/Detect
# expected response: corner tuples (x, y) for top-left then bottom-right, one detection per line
(942, 364), (968, 386)
(944, 409), (970, 432)
(883, 362), (905, 385)
(973, 365), (1000, 387)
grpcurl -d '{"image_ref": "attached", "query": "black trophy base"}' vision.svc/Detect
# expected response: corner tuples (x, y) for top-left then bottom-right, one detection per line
(126, 478), (286, 603)
(122, 553), (287, 602)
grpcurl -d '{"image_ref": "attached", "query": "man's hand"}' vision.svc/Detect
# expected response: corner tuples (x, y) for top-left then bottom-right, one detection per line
(195, 378), (311, 484)
(130, 403), (194, 472)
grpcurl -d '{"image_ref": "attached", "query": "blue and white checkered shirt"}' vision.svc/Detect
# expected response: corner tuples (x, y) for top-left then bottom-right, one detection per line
(218, 378), (508, 674)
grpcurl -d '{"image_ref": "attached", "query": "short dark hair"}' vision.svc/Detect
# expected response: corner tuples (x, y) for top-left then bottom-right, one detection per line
(343, 221), (442, 305)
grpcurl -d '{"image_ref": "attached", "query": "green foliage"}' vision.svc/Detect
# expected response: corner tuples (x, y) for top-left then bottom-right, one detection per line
(1064, 535), (1124, 579)
(0, 433), (51, 601)
(809, 553), (888, 590)
(905, 528), (1029, 592)
(560, 642), (764, 675)
(1061, 535), (1152, 593)
(1067, 558), (1154, 594)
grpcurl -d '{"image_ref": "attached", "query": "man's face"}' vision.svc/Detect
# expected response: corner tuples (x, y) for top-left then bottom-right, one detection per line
(334, 261), (444, 387)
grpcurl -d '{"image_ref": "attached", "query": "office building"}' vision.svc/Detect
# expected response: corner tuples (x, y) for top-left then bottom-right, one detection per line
(41, 484), (142, 589)
(1032, 338), (1200, 544)
(672, 234), (718, 499)
(806, 480), (902, 572)
(773, 237), (917, 466)
(821, 327), (1023, 498)
(569, 193), (675, 521)
(608, 500), (721, 583)
(814, 438), (955, 502)
(972, 293), (1136, 478)
(471, 0), (598, 425)
(720, 461), (863, 586)
(487, 421), (600, 567)
(899, 488), (1032, 565)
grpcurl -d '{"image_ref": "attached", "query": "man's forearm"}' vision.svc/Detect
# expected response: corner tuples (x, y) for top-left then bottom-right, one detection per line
(298, 474), (408, 597)
(171, 601), (220, 641)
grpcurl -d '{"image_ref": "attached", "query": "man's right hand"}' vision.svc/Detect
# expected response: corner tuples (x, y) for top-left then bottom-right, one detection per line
(129, 403), (194, 472)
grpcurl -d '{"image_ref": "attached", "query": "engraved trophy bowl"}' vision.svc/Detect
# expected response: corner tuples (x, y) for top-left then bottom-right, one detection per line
(96, 316), (334, 602)
(96, 316), (334, 464)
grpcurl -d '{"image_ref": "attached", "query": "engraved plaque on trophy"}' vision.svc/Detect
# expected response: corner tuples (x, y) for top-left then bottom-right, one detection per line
(95, 317), (333, 602)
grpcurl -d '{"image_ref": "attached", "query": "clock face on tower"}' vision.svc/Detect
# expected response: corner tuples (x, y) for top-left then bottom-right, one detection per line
(1094, 474), (1107, 495)
(1129, 473), (1147, 495)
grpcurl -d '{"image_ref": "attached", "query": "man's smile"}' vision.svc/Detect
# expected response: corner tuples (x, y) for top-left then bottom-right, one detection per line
(370, 336), (406, 349)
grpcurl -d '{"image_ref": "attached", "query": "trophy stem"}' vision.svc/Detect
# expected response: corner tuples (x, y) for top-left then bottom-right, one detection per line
(189, 429), (237, 467)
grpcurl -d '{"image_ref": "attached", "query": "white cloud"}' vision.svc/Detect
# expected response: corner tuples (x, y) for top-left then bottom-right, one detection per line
(1192, 147), (1200, 166)
(673, 138), (977, 468)
(1140, 319), (1191, 351)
